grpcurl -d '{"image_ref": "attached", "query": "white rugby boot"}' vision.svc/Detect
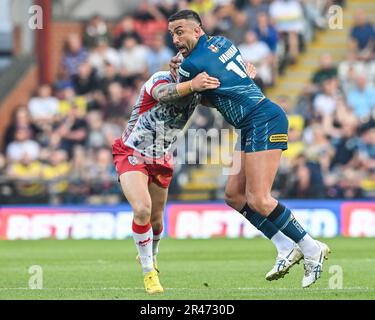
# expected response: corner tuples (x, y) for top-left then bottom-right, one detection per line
(266, 245), (304, 281)
(302, 241), (331, 288)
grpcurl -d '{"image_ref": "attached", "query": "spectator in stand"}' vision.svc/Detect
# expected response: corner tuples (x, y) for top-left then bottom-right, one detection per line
(42, 149), (71, 201)
(289, 154), (325, 198)
(84, 147), (118, 204)
(254, 12), (278, 53)
(210, 0), (234, 18)
(0, 153), (11, 204)
(3, 106), (40, 152)
(311, 53), (338, 87)
(6, 128), (40, 162)
(302, 0), (327, 32)
(356, 122), (375, 198)
(156, 0), (179, 19)
(303, 122), (335, 173)
(188, 0), (215, 16)
(61, 33), (89, 78)
(243, 0), (268, 31)
(269, 0), (305, 64)
(338, 52), (370, 94)
(200, 11), (223, 37)
(71, 61), (99, 96)
(101, 115), (125, 146)
(134, 0), (165, 22)
(123, 83), (139, 110)
(119, 35), (148, 85)
(28, 84), (59, 126)
(56, 84), (87, 118)
(65, 145), (90, 203)
(321, 98), (357, 140)
(97, 61), (124, 96)
(113, 15), (143, 49)
(0, 153), (5, 176)
(83, 14), (112, 49)
(330, 118), (359, 170)
(254, 11), (279, 84)
(146, 32), (174, 74)
(357, 126), (375, 171)
(50, 105), (88, 158)
(6, 153), (45, 203)
(332, 168), (365, 199)
(282, 116), (305, 160)
(100, 82), (132, 120)
(88, 39), (120, 77)
(239, 31), (273, 86)
(86, 110), (108, 149)
(347, 75), (375, 120)
(225, 10), (249, 46)
(313, 77), (341, 117)
(133, 0), (168, 46)
(349, 9), (375, 62)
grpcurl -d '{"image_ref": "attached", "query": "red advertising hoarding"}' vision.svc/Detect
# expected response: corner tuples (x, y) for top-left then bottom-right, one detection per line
(341, 202), (375, 237)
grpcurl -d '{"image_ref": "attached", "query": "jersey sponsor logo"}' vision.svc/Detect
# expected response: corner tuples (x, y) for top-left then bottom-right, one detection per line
(128, 156), (138, 166)
(208, 44), (219, 53)
(178, 67), (190, 78)
(269, 134), (288, 143)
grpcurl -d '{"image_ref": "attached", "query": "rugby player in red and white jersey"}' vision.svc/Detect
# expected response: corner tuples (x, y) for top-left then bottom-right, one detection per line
(112, 68), (220, 293)
(112, 62), (256, 294)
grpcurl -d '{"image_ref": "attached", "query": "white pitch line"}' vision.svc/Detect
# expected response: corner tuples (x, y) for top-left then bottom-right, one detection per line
(0, 287), (374, 291)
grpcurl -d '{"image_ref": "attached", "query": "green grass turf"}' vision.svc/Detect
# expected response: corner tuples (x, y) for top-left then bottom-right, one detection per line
(0, 237), (374, 300)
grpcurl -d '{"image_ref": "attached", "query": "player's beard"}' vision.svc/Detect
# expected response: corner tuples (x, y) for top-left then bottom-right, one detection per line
(178, 39), (196, 57)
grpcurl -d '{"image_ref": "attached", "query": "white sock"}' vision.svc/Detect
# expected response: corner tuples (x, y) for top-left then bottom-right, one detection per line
(271, 231), (295, 256)
(132, 221), (154, 274)
(298, 233), (320, 258)
(153, 231), (162, 261)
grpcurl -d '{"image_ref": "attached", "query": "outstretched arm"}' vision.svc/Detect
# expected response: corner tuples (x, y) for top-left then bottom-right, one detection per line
(152, 72), (220, 103)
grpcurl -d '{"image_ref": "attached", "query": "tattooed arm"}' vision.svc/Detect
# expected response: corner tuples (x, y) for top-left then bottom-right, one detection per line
(152, 82), (187, 103)
(152, 72), (220, 103)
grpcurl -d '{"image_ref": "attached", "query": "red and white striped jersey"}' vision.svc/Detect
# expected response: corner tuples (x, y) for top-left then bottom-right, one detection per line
(122, 71), (200, 158)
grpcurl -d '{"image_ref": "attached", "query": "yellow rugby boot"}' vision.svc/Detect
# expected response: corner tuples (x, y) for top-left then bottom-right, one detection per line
(144, 269), (164, 294)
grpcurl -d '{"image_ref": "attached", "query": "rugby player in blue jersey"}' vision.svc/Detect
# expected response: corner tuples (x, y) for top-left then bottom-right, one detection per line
(167, 10), (330, 288)
(113, 55), (256, 293)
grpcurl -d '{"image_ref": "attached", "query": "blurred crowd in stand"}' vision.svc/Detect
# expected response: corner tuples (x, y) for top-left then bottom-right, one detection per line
(1, 0), (373, 204)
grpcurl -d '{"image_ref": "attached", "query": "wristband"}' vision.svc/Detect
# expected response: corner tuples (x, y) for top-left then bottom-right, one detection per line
(189, 80), (194, 92)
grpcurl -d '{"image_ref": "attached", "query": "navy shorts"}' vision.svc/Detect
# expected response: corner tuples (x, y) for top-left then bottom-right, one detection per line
(235, 98), (289, 153)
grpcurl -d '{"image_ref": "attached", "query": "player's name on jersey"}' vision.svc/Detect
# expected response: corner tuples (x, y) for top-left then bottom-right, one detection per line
(219, 45), (238, 64)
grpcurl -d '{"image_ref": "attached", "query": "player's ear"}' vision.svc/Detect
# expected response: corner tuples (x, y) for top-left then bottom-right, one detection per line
(193, 26), (202, 38)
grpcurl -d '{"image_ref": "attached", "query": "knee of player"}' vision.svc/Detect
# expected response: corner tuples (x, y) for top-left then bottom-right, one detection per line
(224, 191), (241, 210)
(224, 194), (236, 208)
(246, 193), (272, 213)
(151, 220), (163, 235)
(133, 203), (152, 222)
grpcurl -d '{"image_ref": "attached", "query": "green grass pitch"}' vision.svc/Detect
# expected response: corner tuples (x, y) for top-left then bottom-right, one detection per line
(1, 237), (375, 300)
